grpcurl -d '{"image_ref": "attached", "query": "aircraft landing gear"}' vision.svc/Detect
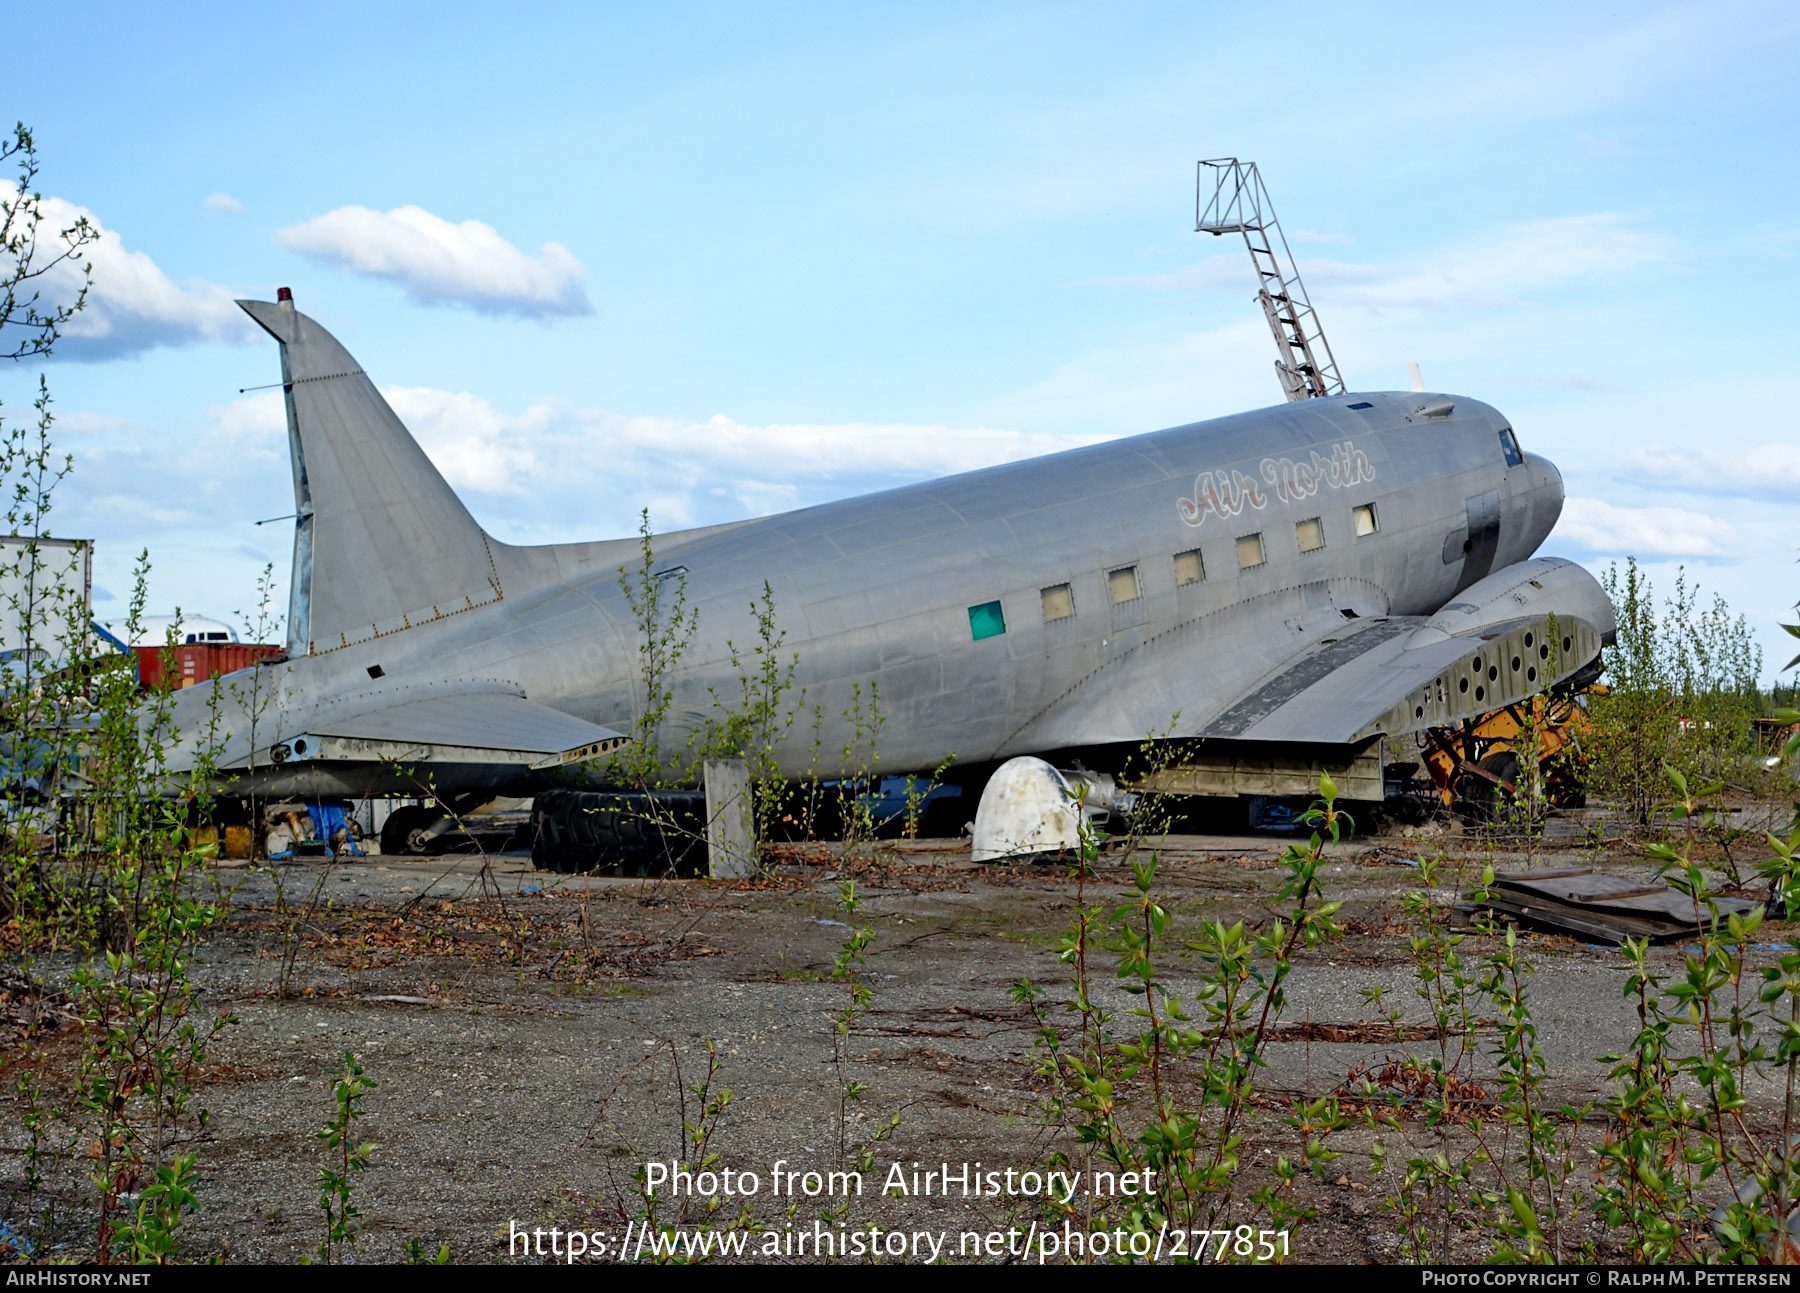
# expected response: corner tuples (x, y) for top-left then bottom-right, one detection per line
(380, 804), (450, 856)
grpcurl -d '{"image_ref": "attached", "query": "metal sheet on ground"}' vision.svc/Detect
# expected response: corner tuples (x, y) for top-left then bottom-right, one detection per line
(1474, 868), (1761, 944)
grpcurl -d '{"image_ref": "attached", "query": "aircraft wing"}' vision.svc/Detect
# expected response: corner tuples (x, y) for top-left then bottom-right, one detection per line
(1198, 612), (1598, 744)
(1200, 557), (1611, 745)
(241, 682), (628, 773)
(998, 557), (1613, 754)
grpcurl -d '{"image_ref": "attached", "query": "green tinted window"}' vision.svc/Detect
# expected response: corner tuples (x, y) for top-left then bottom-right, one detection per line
(968, 600), (1006, 641)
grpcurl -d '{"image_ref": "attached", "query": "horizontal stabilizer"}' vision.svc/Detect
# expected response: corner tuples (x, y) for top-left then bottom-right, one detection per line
(250, 682), (627, 771)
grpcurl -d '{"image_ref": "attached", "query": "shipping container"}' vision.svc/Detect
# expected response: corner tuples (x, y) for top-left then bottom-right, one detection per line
(133, 642), (285, 691)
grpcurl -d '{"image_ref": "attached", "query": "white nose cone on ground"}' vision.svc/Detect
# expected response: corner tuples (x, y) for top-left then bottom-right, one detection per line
(972, 757), (1082, 862)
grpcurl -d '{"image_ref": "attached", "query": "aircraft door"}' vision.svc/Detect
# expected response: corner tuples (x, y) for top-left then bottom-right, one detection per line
(1456, 489), (1501, 592)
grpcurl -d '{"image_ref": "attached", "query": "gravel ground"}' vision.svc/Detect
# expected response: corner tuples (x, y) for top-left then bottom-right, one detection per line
(1, 810), (1792, 1264)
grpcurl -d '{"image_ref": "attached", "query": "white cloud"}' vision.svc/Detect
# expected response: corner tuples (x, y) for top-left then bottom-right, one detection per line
(205, 389), (287, 448)
(171, 385), (1108, 544)
(84, 494), (201, 526)
(55, 410), (140, 434)
(1553, 497), (1735, 559)
(274, 205), (592, 317)
(1506, 374), (1624, 394)
(977, 317), (1284, 436)
(1338, 215), (1676, 312)
(1317, 3), (1800, 146)
(643, 493), (699, 530)
(1098, 214), (1676, 315)
(1748, 228), (1800, 258)
(1091, 257), (1261, 294)
(204, 193), (243, 213)
(381, 386), (551, 494)
(1574, 132), (1624, 157)
(1, 185), (257, 360)
(382, 386), (1109, 502)
(1621, 443), (1800, 499)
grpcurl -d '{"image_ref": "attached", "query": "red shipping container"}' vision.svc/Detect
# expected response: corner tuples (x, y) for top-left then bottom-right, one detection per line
(133, 643), (285, 691)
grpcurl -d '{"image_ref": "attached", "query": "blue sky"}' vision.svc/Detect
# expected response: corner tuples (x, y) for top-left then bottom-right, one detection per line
(4, 0), (1796, 672)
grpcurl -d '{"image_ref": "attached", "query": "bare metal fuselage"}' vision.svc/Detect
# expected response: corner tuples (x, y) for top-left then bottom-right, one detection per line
(161, 302), (1598, 800)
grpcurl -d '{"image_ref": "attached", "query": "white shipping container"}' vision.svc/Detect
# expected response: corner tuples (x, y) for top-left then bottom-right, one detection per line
(0, 537), (94, 664)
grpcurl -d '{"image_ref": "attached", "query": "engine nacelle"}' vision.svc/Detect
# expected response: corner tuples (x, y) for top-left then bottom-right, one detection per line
(971, 757), (1135, 862)
(1404, 557), (1615, 651)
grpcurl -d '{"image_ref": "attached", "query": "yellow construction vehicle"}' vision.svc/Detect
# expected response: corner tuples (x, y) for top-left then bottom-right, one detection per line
(1417, 674), (1603, 819)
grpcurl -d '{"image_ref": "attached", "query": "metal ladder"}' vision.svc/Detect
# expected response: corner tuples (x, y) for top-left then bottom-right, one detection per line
(1196, 158), (1345, 402)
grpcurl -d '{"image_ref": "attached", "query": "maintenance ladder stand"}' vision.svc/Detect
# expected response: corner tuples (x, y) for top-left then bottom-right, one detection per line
(1196, 158), (1345, 402)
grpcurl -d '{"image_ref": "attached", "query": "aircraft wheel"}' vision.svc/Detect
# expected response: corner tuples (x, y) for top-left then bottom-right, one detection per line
(381, 805), (442, 856)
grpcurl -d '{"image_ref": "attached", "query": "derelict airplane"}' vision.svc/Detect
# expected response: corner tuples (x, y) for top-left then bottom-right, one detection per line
(155, 269), (1613, 857)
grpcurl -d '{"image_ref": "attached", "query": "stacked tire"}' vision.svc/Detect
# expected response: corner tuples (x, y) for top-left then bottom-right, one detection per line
(530, 789), (708, 876)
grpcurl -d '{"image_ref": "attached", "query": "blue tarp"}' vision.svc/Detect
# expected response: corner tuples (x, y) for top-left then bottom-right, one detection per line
(306, 802), (364, 856)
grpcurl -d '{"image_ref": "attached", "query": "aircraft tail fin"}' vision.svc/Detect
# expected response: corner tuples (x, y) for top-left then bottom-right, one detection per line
(239, 293), (503, 656)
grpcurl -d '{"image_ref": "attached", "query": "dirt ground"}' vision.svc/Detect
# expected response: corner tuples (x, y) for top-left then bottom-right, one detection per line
(2, 805), (1796, 1264)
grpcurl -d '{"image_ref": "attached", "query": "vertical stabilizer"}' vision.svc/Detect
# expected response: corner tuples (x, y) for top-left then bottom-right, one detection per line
(238, 295), (502, 655)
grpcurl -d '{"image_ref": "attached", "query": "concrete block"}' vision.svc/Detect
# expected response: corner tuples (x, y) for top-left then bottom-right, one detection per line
(704, 759), (756, 879)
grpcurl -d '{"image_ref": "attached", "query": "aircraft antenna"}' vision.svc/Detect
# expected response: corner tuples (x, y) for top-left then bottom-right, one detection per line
(1196, 158), (1346, 402)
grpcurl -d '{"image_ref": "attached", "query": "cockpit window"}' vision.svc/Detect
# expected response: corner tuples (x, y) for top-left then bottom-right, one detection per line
(1498, 427), (1524, 467)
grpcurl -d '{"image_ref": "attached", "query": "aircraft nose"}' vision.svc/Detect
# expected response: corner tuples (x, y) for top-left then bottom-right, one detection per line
(1517, 451), (1564, 554)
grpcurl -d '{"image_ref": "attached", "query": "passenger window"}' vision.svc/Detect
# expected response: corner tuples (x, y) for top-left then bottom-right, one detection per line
(1353, 503), (1378, 536)
(1173, 549), (1204, 586)
(1107, 565), (1141, 604)
(968, 600), (1006, 641)
(1236, 533), (1265, 569)
(1498, 427), (1524, 467)
(1295, 517), (1324, 553)
(1040, 584), (1074, 622)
